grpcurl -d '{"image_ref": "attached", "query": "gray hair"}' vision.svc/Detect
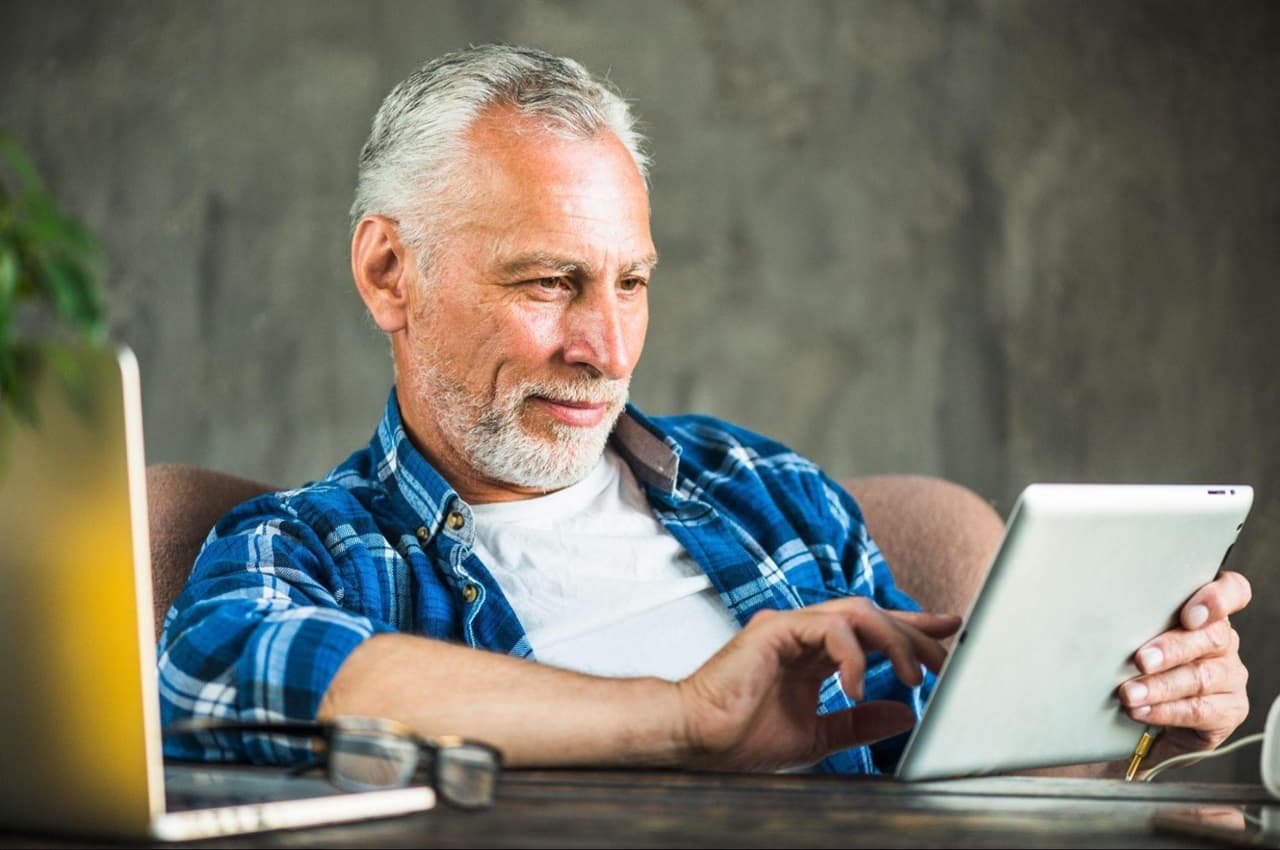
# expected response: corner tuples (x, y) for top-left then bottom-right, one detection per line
(350, 44), (650, 271)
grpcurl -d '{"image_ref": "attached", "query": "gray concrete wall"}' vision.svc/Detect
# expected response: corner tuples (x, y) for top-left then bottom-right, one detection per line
(3, 1), (1277, 782)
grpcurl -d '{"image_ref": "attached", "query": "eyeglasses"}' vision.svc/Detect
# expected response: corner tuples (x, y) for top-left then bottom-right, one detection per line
(163, 716), (502, 809)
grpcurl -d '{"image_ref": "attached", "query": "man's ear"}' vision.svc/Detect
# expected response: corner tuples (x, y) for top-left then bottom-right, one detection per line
(351, 215), (414, 333)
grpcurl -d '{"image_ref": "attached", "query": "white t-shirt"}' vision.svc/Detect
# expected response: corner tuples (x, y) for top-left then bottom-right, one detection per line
(469, 448), (741, 681)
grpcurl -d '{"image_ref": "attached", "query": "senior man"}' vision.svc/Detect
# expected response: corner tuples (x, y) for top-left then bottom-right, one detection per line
(159, 45), (1251, 776)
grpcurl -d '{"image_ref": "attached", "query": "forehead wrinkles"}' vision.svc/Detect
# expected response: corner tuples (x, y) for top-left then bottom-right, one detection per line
(443, 113), (652, 275)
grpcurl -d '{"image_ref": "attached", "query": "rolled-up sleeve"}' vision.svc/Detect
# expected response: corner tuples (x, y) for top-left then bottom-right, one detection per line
(157, 495), (395, 763)
(822, 476), (938, 773)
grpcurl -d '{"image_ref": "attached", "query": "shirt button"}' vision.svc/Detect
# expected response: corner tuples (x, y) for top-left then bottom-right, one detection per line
(446, 511), (466, 530)
(461, 584), (479, 604)
(415, 526), (429, 543)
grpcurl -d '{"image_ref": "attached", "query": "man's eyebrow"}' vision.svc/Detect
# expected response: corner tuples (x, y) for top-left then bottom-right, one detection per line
(496, 251), (659, 278)
(497, 252), (583, 277)
(625, 253), (660, 275)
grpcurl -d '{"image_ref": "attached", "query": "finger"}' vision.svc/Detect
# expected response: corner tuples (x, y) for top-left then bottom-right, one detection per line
(758, 607), (877, 701)
(1135, 619), (1237, 675)
(802, 596), (958, 631)
(1120, 655), (1245, 708)
(809, 614), (870, 701)
(807, 608), (914, 698)
(1181, 570), (1252, 629)
(792, 609), (935, 699)
(816, 700), (916, 754)
(1123, 690), (1249, 733)
(849, 612), (949, 684)
(791, 599), (951, 686)
(788, 604), (923, 691)
(887, 610), (964, 639)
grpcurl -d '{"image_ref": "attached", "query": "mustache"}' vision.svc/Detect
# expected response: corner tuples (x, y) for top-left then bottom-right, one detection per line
(515, 377), (630, 407)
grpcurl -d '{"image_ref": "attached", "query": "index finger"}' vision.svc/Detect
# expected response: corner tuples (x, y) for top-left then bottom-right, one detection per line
(887, 610), (963, 639)
(850, 610), (954, 683)
(1181, 570), (1251, 630)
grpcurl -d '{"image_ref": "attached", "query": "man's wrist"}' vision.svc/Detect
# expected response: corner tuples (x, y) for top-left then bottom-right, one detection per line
(615, 676), (690, 768)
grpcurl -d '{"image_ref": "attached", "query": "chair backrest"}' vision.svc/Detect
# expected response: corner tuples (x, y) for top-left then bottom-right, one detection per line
(145, 464), (1003, 638)
(146, 464), (271, 637)
(842, 474), (1004, 620)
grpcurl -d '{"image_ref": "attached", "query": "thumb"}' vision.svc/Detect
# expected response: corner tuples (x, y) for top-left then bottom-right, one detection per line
(816, 700), (915, 755)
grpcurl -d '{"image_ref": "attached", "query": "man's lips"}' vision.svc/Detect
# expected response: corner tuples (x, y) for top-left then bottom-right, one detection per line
(528, 396), (612, 427)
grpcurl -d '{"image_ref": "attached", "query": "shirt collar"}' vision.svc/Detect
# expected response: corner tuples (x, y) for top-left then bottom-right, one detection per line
(369, 392), (684, 539)
(371, 389), (460, 543)
(612, 403), (681, 496)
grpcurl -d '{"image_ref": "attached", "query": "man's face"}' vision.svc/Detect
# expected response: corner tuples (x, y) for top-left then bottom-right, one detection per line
(395, 108), (656, 501)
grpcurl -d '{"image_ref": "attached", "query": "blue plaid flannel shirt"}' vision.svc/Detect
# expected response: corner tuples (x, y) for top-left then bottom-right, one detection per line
(158, 390), (935, 774)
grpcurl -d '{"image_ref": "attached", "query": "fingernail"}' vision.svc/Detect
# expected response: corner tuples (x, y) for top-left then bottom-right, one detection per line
(1138, 647), (1163, 672)
(1133, 705), (1151, 719)
(1185, 604), (1210, 629)
(1123, 682), (1148, 704)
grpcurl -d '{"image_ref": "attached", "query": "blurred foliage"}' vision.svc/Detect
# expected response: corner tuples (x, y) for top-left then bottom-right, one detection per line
(0, 132), (106, 426)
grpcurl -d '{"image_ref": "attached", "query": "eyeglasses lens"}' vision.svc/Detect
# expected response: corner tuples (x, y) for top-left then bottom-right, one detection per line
(437, 745), (499, 808)
(328, 730), (418, 791)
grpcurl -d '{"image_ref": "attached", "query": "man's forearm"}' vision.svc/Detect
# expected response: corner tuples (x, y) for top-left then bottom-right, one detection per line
(317, 633), (689, 768)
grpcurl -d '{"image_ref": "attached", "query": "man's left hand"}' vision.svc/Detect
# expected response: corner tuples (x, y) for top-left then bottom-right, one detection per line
(1119, 570), (1252, 767)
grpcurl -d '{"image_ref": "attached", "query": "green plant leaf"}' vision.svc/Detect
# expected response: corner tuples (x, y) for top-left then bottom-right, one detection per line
(19, 194), (73, 246)
(0, 244), (17, 306)
(15, 199), (97, 262)
(42, 344), (98, 420)
(0, 237), (17, 366)
(43, 256), (105, 335)
(0, 133), (46, 195)
(0, 134), (108, 428)
(48, 215), (98, 258)
(9, 237), (41, 300)
(0, 344), (41, 426)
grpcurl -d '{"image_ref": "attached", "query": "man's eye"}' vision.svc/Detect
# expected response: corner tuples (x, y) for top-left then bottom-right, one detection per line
(619, 277), (647, 292)
(531, 277), (569, 291)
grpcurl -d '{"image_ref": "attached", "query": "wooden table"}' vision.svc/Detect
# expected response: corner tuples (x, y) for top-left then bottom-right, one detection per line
(2, 770), (1272, 847)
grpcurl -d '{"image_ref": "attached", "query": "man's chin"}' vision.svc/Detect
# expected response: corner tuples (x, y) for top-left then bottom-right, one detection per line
(531, 424), (613, 460)
(460, 403), (622, 491)
(497, 423), (613, 485)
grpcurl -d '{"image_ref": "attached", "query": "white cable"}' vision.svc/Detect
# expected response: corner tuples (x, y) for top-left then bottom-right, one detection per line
(1142, 732), (1265, 782)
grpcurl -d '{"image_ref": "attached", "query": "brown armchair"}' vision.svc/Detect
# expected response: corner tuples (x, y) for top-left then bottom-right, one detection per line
(146, 465), (1003, 639)
(147, 464), (274, 638)
(843, 475), (1004, 623)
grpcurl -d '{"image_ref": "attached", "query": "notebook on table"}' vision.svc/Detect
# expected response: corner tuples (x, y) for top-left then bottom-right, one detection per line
(0, 345), (435, 841)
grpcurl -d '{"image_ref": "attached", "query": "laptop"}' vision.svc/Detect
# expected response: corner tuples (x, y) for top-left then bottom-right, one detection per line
(0, 346), (435, 840)
(895, 482), (1252, 781)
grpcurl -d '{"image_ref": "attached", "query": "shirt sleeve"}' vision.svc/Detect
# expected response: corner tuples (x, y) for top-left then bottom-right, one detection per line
(156, 494), (395, 764)
(822, 475), (939, 774)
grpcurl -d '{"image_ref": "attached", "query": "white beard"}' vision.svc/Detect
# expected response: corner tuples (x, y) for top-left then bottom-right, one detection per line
(407, 344), (629, 492)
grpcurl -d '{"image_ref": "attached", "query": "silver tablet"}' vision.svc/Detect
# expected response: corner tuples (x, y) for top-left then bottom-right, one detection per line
(895, 483), (1252, 781)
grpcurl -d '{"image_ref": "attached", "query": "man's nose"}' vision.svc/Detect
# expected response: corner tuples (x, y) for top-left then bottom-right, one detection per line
(562, 286), (636, 380)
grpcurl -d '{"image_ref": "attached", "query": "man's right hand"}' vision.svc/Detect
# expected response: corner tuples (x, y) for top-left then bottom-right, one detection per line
(674, 598), (961, 772)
